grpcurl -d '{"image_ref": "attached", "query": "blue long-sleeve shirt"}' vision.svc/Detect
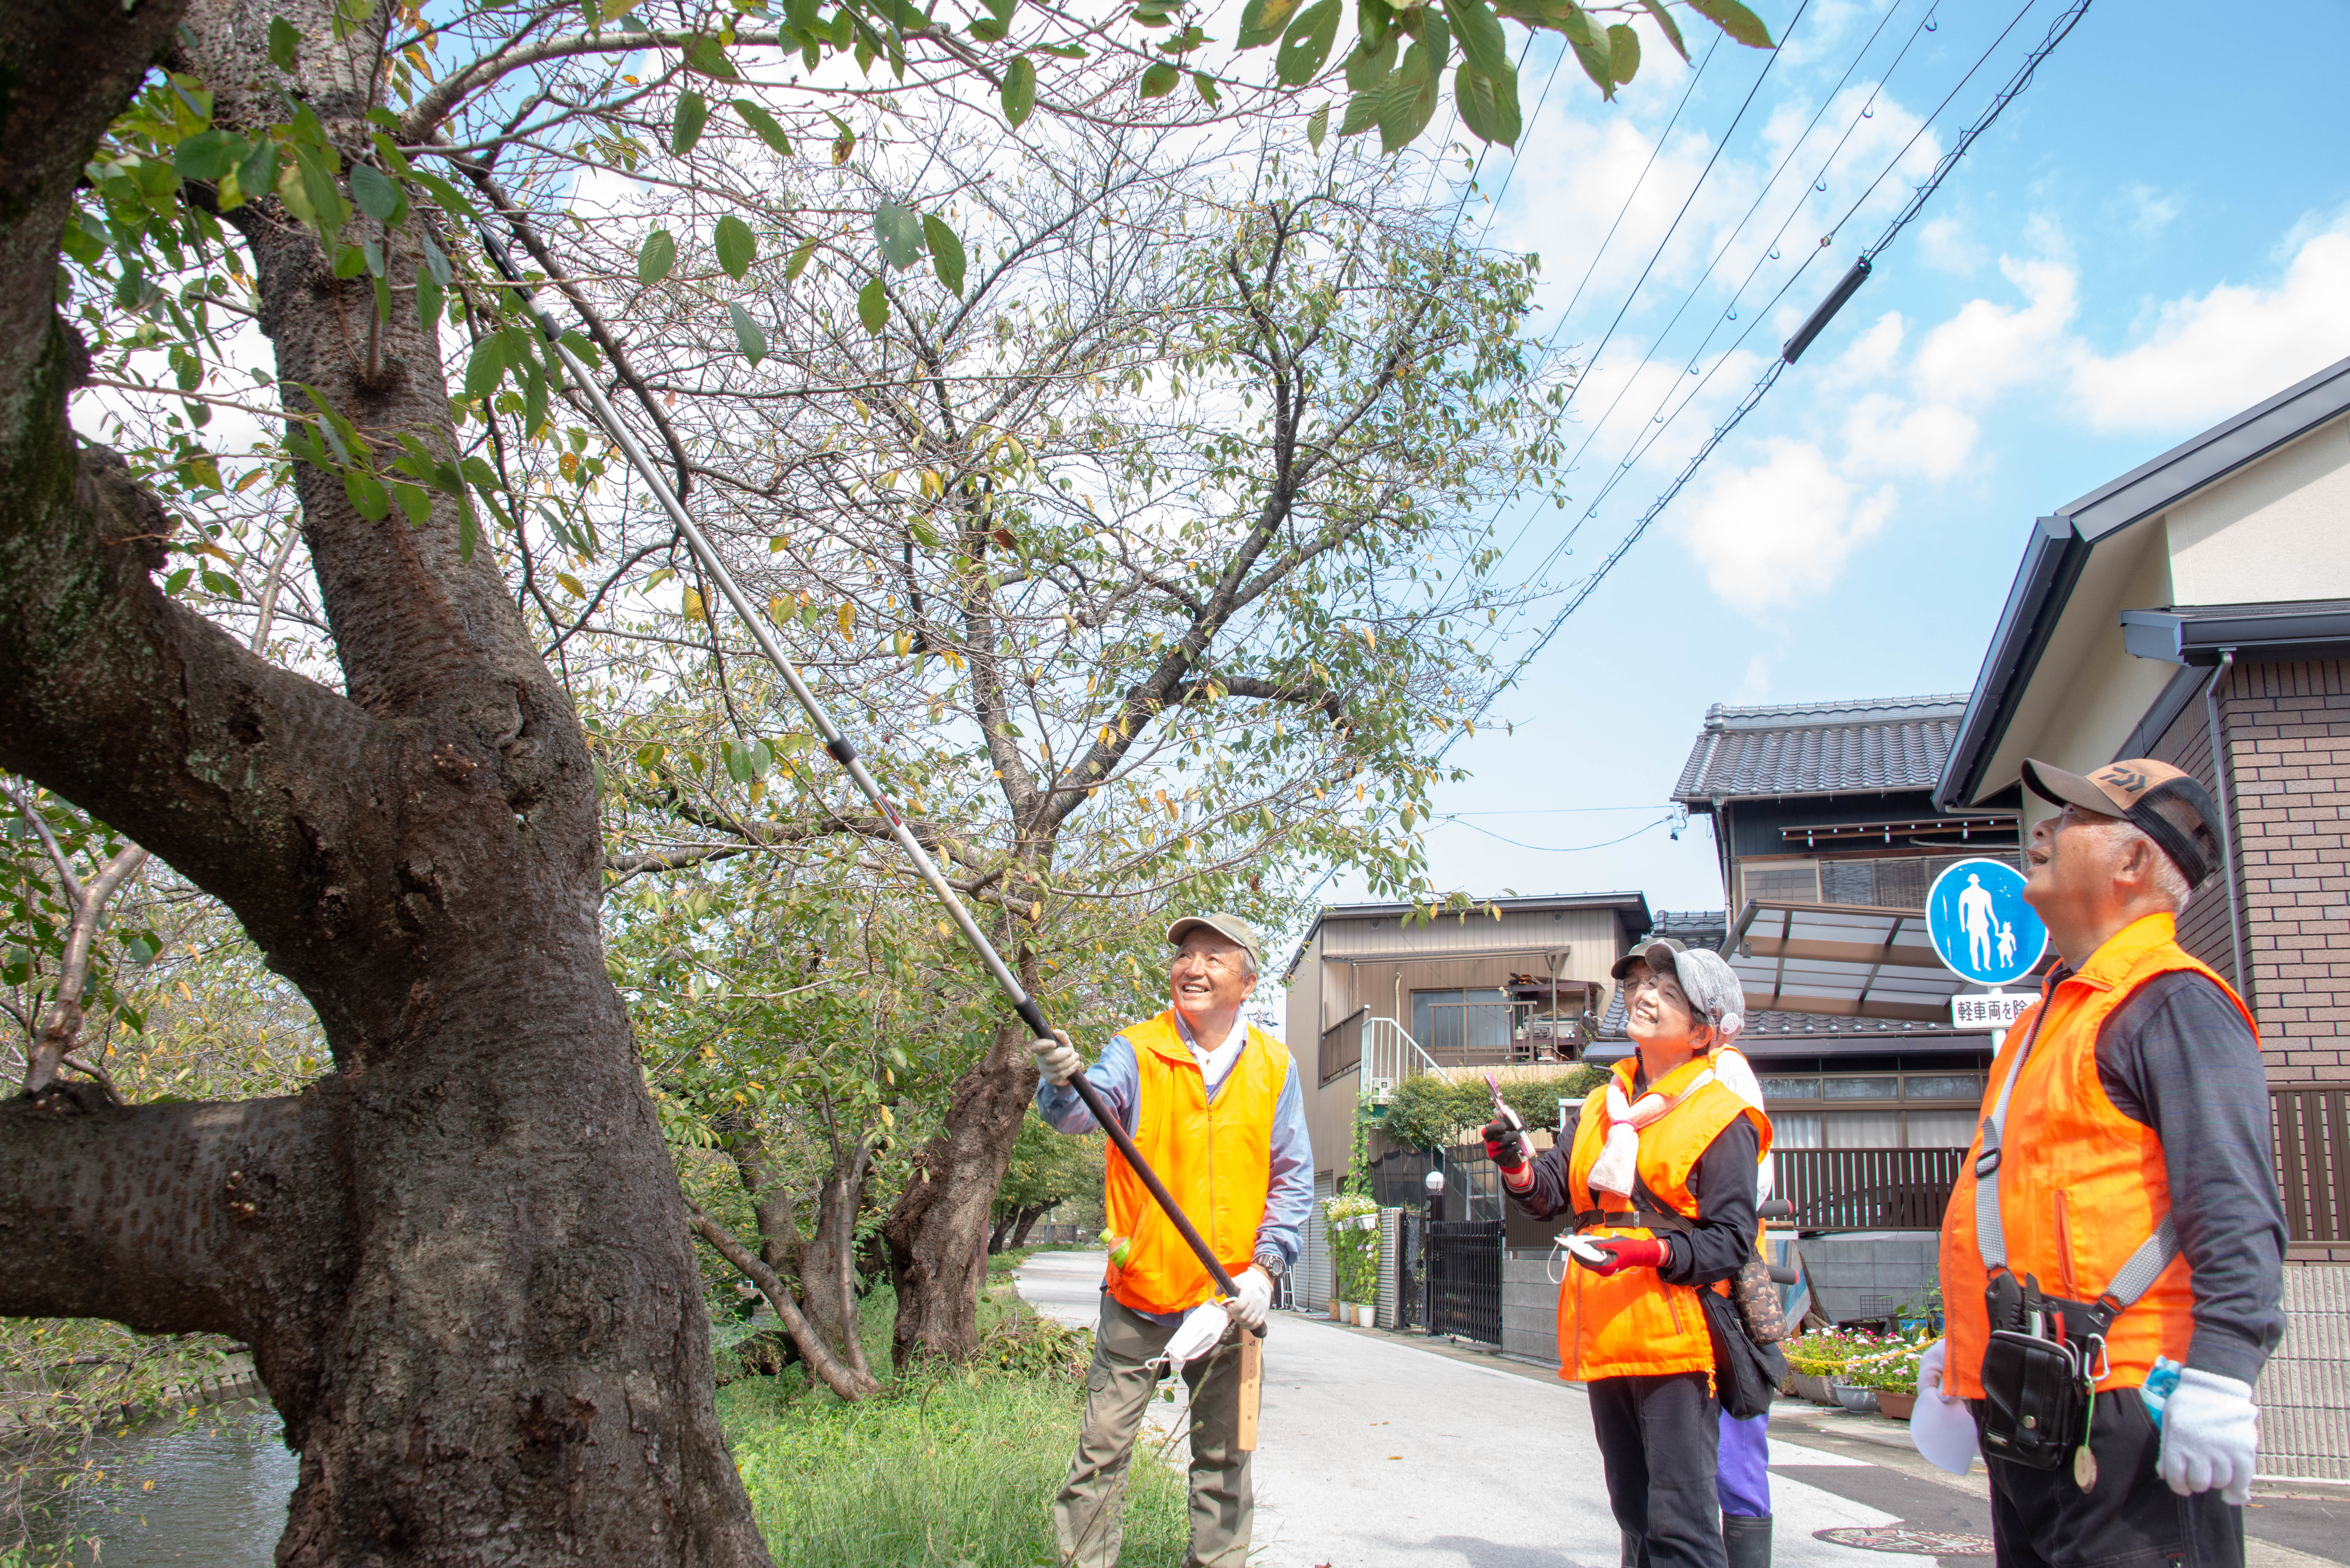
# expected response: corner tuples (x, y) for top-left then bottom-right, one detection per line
(1035, 1014), (1314, 1274)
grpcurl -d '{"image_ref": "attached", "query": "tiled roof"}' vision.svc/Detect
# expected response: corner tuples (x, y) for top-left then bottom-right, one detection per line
(1672, 694), (1969, 802)
(1594, 990), (1981, 1045)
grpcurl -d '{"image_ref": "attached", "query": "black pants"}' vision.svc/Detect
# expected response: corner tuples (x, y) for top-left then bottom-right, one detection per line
(1973, 1391), (2244, 1568)
(1590, 1372), (1728, 1568)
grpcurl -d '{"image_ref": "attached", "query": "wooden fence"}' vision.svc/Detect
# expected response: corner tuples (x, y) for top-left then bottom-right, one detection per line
(1773, 1148), (1968, 1232)
(2274, 1085), (2350, 1245)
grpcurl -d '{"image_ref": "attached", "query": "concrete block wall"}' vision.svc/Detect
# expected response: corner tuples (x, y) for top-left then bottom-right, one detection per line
(1502, 1252), (1563, 1367)
(1797, 1231), (1940, 1322)
(2255, 1262), (2350, 1481)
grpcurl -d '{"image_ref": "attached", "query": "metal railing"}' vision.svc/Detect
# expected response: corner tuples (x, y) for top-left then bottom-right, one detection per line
(2273, 1085), (2350, 1244)
(1320, 1005), (1367, 1085)
(1773, 1148), (1967, 1231)
(1363, 1016), (1444, 1101)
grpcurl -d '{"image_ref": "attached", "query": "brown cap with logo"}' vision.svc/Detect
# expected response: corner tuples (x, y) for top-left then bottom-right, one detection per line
(1610, 935), (1685, 980)
(2020, 757), (2222, 886)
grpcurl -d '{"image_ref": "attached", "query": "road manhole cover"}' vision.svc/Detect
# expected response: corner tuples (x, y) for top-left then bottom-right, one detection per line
(1815, 1525), (1996, 1556)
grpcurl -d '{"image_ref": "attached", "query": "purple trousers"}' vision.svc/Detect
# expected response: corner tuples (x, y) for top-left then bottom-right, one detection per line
(1717, 1410), (1771, 1517)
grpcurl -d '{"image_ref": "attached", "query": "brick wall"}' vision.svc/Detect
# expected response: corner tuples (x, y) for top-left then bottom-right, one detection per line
(2154, 659), (2350, 1080)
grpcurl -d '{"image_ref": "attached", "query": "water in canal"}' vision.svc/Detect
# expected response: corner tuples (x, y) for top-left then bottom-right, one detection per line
(34, 1399), (296, 1565)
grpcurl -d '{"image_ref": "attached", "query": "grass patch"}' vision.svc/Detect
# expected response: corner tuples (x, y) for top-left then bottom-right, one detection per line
(719, 1271), (1188, 1567)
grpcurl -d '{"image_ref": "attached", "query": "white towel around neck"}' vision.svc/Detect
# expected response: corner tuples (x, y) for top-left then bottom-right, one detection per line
(1586, 1066), (1718, 1201)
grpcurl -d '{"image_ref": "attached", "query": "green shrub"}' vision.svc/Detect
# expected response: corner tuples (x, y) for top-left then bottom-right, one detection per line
(1324, 1195), (1380, 1305)
(1380, 1064), (1609, 1151)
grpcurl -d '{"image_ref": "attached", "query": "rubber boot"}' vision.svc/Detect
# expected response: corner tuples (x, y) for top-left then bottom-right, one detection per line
(1723, 1514), (1773, 1568)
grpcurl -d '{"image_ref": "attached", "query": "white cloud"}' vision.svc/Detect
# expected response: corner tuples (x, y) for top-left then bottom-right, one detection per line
(1841, 393), (1977, 481)
(1674, 440), (1895, 606)
(1911, 255), (2077, 403)
(2069, 225), (2350, 432)
(1916, 215), (1983, 274)
(2126, 184), (2181, 237)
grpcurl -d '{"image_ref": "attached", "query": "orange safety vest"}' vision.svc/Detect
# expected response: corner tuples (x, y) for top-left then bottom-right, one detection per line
(1102, 1010), (1292, 1317)
(1556, 1054), (1773, 1383)
(1940, 913), (2257, 1398)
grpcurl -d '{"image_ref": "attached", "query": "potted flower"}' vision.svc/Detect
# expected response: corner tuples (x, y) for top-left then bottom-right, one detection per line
(1325, 1194), (1380, 1324)
(1783, 1329), (1853, 1406)
(1845, 1335), (1927, 1420)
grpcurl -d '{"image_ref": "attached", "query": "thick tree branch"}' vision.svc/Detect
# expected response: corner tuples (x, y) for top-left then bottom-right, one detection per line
(685, 1200), (877, 1400)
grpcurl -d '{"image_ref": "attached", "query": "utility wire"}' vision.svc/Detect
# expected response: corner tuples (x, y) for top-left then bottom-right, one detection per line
(1439, 815), (1676, 853)
(1500, 0), (2095, 671)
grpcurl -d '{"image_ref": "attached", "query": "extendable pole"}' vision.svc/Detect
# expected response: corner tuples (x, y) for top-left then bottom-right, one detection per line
(487, 239), (1238, 1301)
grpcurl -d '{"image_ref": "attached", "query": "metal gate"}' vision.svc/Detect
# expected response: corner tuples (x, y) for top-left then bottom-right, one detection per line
(1426, 1219), (1504, 1345)
(1394, 1213), (1426, 1331)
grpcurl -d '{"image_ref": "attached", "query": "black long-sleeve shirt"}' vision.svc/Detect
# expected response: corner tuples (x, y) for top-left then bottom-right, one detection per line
(2091, 968), (2286, 1385)
(1505, 1115), (1760, 1288)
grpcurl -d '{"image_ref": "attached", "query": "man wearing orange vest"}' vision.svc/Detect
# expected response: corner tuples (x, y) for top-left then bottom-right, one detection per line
(1030, 912), (1311, 1568)
(1929, 759), (2284, 1568)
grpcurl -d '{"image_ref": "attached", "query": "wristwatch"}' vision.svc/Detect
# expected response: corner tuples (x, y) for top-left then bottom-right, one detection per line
(1253, 1248), (1287, 1280)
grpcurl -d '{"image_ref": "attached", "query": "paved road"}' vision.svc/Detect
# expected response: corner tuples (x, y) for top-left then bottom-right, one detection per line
(1016, 1253), (2347, 1568)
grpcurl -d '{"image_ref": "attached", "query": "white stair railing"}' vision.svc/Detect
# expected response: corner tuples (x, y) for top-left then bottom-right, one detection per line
(1362, 1017), (1443, 1102)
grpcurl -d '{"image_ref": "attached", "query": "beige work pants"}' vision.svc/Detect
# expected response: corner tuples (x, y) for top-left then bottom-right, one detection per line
(1051, 1292), (1252, 1568)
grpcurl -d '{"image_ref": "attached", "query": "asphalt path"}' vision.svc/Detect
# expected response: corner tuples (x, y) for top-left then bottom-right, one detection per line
(1015, 1252), (2347, 1568)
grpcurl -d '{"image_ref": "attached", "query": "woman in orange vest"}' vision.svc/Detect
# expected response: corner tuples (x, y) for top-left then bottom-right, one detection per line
(1923, 760), (2284, 1568)
(1487, 941), (1770, 1568)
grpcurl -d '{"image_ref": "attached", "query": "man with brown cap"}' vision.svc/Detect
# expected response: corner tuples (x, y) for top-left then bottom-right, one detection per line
(1925, 759), (2285, 1568)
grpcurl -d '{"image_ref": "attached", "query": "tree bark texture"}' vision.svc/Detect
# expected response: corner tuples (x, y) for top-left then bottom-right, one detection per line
(0, 3), (767, 1561)
(882, 1019), (1040, 1364)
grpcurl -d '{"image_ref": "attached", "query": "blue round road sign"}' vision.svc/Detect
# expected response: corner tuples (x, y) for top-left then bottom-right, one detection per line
(1925, 858), (2047, 987)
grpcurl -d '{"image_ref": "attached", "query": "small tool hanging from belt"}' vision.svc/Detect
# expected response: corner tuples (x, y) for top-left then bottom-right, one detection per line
(477, 223), (1265, 1444)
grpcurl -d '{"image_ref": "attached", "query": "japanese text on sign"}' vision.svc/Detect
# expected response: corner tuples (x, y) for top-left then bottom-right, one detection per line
(1950, 992), (2033, 1029)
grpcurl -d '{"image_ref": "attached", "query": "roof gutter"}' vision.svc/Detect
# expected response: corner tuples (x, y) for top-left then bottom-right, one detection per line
(1934, 515), (2090, 811)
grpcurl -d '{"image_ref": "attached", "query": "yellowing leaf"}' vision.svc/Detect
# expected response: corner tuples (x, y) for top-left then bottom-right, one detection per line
(836, 601), (854, 633)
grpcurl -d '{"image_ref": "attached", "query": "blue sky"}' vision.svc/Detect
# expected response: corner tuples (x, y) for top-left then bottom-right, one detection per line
(1312, 0), (2350, 921)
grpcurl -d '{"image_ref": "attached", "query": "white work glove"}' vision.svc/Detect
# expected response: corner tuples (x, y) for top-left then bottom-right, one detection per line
(1225, 1266), (1273, 1333)
(2159, 1367), (2259, 1507)
(1030, 1029), (1079, 1086)
(1910, 1339), (1979, 1475)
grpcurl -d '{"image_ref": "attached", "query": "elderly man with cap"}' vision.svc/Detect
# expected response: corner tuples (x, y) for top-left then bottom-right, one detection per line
(1486, 939), (1770, 1568)
(1030, 912), (1312, 1568)
(1922, 758), (2285, 1568)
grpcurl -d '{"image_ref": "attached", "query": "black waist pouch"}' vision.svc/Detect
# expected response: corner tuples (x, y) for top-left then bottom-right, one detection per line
(1700, 1283), (1788, 1420)
(1977, 1271), (2113, 1470)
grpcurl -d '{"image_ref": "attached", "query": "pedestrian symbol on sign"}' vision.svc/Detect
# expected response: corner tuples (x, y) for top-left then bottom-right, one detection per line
(1926, 858), (2046, 987)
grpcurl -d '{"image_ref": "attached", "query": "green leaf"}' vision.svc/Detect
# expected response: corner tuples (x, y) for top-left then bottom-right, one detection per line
(786, 237), (818, 281)
(1607, 20), (1640, 83)
(457, 498), (478, 564)
(1561, 3), (1615, 97)
(418, 225), (452, 286)
(1139, 61), (1181, 98)
(231, 137), (279, 209)
(464, 338), (507, 401)
(1276, 0), (1342, 85)
(1236, 0), (1302, 49)
(714, 214), (756, 279)
(1685, 0), (1774, 47)
(828, 112), (857, 165)
(1454, 59), (1521, 146)
(728, 301), (768, 365)
(1345, 32), (1397, 90)
(857, 277), (888, 333)
(1001, 56), (1036, 127)
(292, 144), (349, 242)
(344, 469), (390, 521)
(683, 33), (740, 77)
(1192, 70), (1222, 107)
(922, 213), (966, 295)
(391, 482), (433, 526)
(173, 130), (247, 182)
(1308, 102), (1330, 150)
(874, 201), (925, 269)
(671, 89), (709, 155)
(1376, 36), (1441, 151)
(732, 98), (793, 155)
(416, 268), (443, 328)
(1440, 0), (1509, 82)
(267, 15), (299, 70)
(349, 162), (405, 225)
(638, 227), (677, 285)
(1638, 0), (1688, 61)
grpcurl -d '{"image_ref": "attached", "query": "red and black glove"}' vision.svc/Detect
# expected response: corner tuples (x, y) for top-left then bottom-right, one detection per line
(1481, 1115), (1529, 1173)
(1574, 1237), (1666, 1276)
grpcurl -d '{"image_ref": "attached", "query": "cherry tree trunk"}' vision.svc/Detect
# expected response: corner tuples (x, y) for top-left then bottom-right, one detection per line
(0, 3), (768, 1561)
